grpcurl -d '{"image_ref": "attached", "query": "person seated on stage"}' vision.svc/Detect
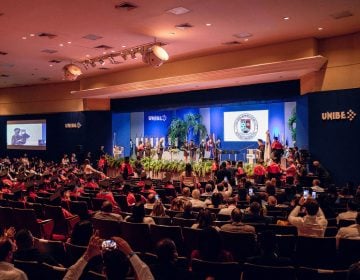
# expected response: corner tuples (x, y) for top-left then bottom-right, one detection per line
(288, 196), (328, 237)
(336, 212), (360, 249)
(125, 202), (155, 225)
(14, 229), (61, 266)
(120, 157), (134, 180)
(336, 200), (359, 225)
(180, 163), (198, 189)
(93, 201), (123, 223)
(190, 189), (206, 209)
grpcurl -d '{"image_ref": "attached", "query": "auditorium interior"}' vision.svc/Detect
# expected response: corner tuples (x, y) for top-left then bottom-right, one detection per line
(0, 1), (360, 279)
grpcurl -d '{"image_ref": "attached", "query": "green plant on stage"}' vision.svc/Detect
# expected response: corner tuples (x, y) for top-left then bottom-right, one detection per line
(244, 163), (254, 177)
(168, 113), (207, 145)
(288, 107), (296, 142)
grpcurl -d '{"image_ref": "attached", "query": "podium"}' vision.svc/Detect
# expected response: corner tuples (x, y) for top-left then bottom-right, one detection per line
(246, 149), (259, 164)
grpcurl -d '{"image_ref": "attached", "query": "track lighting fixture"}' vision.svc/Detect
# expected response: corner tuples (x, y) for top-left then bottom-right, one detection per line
(63, 64), (82, 81)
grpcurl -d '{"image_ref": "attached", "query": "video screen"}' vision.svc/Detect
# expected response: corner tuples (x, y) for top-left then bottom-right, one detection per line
(7, 120), (47, 150)
(224, 110), (268, 142)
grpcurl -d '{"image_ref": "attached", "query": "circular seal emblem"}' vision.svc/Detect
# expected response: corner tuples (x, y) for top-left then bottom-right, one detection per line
(234, 113), (258, 140)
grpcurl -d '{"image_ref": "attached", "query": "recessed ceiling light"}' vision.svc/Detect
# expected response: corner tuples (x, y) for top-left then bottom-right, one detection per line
(122, 45), (126, 48)
(205, 23), (212, 26)
(86, 54), (90, 57)
(29, 33), (35, 37)
(318, 27), (323, 31)
(103, 51), (107, 54)
(283, 16), (290, 20)
(111, 50), (115, 53)
(22, 36), (27, 40)
(169, 32), (176, 35)
(49, 64), (53, 67)
(67, 41), (72, 44)
(166, 6), (190, 15)
(244, 38), (249, 42)
(59, 43), (64, 47)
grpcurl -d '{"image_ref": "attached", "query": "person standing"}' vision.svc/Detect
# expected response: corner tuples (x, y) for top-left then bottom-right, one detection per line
(257, 139), (265, 160)
(144, 140), (152, 158)
(156, 138), (164, 160)
(189, 140), (197, 162)
(199, 139), (206, 160)
(137, 141), (144, 159)
(182, 141), (190, 162)
(129, 139), (134, 157)
(271, 137), (284, 160)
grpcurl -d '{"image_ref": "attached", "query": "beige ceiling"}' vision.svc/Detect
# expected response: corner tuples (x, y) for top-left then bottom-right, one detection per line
(0, 0), (359, 91)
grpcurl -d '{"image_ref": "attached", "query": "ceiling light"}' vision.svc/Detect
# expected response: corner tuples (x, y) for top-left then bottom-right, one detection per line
(318, 27), (323, 31)
(98, 59), (105, 65)
(59, 43), (64, 47)
(67, 41), (72, 44)
(86, 54), (90, 57)
(244, 38), (249, 42)
(205, 23), (212, 26)
(63, 64), (82, 80)
(283, 16), (290, 20)
(142, 45), (169, 67)
(22, 36), (27, 40)
(122, 45), (126, 48)
(167, 6), (190, 15)
(30, 33), (35, 37)
(49, 64), (53, 67)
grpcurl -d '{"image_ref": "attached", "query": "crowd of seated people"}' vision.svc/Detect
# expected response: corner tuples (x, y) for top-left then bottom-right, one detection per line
(0, 154), (359, 279)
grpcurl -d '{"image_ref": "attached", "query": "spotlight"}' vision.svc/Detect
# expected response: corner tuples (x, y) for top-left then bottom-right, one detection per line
(142, 45), (169, 67)
(63, 64), (82, 81)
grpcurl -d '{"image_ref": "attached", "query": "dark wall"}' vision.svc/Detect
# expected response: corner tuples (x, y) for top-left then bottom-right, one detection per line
(0, 111), (112, 162)
(308, 88), (360, 185)
(111, 80), (301, 112)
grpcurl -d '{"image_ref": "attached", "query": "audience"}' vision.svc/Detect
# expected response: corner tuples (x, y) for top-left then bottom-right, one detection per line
(191, 208), (219, 231)
(220, 208), (255, 233)
(93, 201), (123, 222)
(336, 199), (359, 224)
(336, 212), (360, 248)
(288, 197), (328, 237)
(190, 189), (206, 208)
(242, 201), (272, 224)
(125, 202), (155, 224)
(150, 200), (168, 217)
(175, 200), (197, 219)
(218, 197), (237, 216)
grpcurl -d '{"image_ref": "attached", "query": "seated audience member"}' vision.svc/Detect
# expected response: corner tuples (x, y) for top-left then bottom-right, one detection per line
(348, 261), (360, 280)
(96, 182), (118, 207)
(236, 187), (250, 202)
(68, 220), (94, 246)
(120, 157), (134, 180)
(150, 239), (189, 280)
(191, 227), (233, 263)
(246, 230), (292, 266)
(206, 192), (225, 209)
(177, 187), (191, 201)
(214, 182), (233, 201)
(337, 200), (359, 224)
(191, 189), (206, 209)
(142, 180), (157, 195)
(122, 184), (136, 206)
(14, 229), (60, 266)
(191, 209), (219, 231)
(63, 234), (154, 280)
(150, 200), (169, 217)
(218, 197), (237, 216)
(220, 208), (255, 233)
(144, 193), (157, 210)
(201, 184), (213, 199)
(336, 212), (360, 248)
(288, 197), (328, 237)
(311, 179), (325, 193)
(0, 237), (28, 280)
(170, 198), (184, 212)
(266, 196), (278, 210)
(93, 201), (123, 223)
(243, 201), (272, 224)
(125, 202), (155, 225)
(175, 200), (196, 219)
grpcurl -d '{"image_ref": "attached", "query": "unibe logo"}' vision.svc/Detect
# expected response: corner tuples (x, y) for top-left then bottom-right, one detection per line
(321, 109), (356, 122)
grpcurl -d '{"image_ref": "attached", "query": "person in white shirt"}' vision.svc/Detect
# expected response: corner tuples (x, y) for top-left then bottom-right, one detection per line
(190, 189), (206, 209)
(336, 200), (359, 225)
(336, 212), (360, 248)
(288, 197), (328, 237)
(311, 179), (325, 193)
(214, 182), (233, 201)
(0, 237), (28, 280)
(218, 197), (237, 216)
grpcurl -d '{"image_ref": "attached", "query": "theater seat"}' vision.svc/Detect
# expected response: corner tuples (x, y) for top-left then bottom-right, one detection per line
(192, 258), (241, 280)
(14, 259), (41, 280)
(91, 217), (122, 239)
(41, 262), (67, 280)
(120, 221), (152, 252)
(150, 224), (184, 255)
(220, 231), (257, 262)
(297, 266), (349, 280)
(338, 238), (360, 268)
(33, 237), (67, 266)
(242, 263), (296, 280)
